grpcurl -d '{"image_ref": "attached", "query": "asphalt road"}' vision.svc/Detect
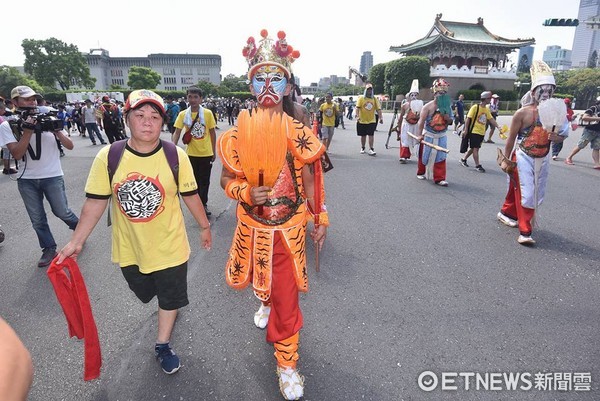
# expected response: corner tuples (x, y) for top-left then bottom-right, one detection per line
(1, 113), (599, 401)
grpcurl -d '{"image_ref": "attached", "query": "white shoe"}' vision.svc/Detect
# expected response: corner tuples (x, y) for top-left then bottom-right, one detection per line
(367, 148), (376, 156)
(276, 366), (304, 400)
(416, 175), (426, 180)
(518, 235), (536, 245)
(253, 304), (270, 329)
(360, 148), (365, 154)
(436, 180), (449, 186)
(497, 212), (518, 228)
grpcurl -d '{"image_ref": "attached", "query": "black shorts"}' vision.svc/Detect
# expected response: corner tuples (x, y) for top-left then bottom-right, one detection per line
(357, 122), (377, 136)
(469, 134), (485, 149)
(121, 262), (189, 310)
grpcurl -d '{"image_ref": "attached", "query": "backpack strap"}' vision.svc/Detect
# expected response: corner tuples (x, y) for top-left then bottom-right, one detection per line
(160, 139), (179, 187)
(107, 139), (128, 185)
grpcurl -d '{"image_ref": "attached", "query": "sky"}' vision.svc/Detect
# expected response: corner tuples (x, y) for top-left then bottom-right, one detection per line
(1, 0), (581, 86)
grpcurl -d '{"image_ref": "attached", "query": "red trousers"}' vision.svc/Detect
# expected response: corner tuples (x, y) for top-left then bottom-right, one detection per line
(500, 166), (535, 236)
(400, 146), (412, 159)
(265, 232), (303, 344)
(417, 143), (446, 182)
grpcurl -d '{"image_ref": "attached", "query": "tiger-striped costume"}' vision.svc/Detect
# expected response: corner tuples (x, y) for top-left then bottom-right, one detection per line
(217, 110), (328, 303)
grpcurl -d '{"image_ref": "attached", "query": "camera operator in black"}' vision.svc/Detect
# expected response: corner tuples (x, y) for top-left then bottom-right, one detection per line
(0, 86), (79, 267)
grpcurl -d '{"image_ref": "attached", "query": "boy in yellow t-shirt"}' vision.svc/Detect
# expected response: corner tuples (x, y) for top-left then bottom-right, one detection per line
(318, 92), (338, 151)
(460, 91), (502, 172)
(172, 86), (217, 215)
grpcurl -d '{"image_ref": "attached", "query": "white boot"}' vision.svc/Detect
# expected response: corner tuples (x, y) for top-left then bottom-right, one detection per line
(253, 304), (271, 329)
(276, 366), (304, 400)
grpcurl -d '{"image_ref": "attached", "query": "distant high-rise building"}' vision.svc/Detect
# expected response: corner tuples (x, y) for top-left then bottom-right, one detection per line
(359, 51), (373, 77)
(571, 0), (600, 68)
(517, 46), (534, 72)
(542, 45), (572, 70)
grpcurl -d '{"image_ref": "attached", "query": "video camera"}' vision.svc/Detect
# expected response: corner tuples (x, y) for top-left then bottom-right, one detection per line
(17, 107), (63, 133)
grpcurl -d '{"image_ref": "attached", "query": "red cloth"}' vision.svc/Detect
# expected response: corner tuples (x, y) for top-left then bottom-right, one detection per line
(47, 258), (101, 381)
(501, 160), (535, 236)
(265, 233), (303, 343)
(417, 143), (446, 182)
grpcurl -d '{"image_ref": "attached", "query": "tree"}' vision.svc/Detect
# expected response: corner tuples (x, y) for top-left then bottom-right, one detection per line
(384, 56), (430, 97)
(195, 80), (221, 98)
(368, 64), (386, 93)
(127, 66), (161, 89)
(0, 66), (41, 98)
(221, 74), (249, 93)
(22, 38), (95, 90)
(563, 68), (600, 107)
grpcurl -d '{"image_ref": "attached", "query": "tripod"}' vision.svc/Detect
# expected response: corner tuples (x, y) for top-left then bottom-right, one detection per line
(385, 107), (399, 149)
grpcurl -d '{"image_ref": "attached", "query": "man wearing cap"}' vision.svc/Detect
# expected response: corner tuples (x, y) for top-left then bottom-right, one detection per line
(564, 96), (600, 169)
(497, 61), (567, 245)
(0, 86), (79, 267)
(459, 91), (503, 173)
(98, 96), (124, 143)
(485, 94), (500, 143)
(397, 79), (422, 163)
(415, 78), (453, 186)
(218, 29), (327, 400)
(356, 83), (383, 155)
(81, 99), (107, 145)
(57, 89), (212, 375)
(318, 92), (338, 151)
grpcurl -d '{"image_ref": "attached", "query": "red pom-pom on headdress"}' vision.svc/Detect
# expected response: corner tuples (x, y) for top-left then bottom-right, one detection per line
(260, 29), (268, 38)
(277, 31), (286, 40)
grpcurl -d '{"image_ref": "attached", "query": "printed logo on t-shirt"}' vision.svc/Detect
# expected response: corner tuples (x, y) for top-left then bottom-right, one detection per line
(192, 120), (206, 139)
(364, 102), (374, 111)
(477, 113), (488, 125)
(114, 173), (165, 222)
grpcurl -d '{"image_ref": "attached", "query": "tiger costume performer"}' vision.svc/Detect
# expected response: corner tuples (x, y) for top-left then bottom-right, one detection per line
(218, 29), (328, 401)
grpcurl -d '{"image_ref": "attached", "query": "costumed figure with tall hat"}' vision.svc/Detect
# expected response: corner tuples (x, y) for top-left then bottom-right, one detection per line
(217, 29), (328, 401)
(496, 60), (568, 245)
(415, 78), (453, 186)
(397, 79), (423, 163)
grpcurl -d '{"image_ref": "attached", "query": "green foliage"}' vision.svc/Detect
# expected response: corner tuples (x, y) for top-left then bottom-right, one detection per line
(220, 74), (249, 93)
(22, 38), (95, 90)
(459, 89), (518, 101)
(561, 68), (600, 107)
(0, 66), (40, 98)
(384, 56), (430, 97)
(368, 64), (385, 93)
(127, 66), (161, 89)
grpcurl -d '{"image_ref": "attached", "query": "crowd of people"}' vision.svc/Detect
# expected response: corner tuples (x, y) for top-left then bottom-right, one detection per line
(1, 42), (599, 399)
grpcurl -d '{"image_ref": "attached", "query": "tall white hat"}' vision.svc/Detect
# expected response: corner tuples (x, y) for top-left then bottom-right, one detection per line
(409, 79), (419, 94)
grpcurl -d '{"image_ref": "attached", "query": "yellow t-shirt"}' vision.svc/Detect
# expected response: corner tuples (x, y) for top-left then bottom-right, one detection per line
(356, 96), (381, 124)
(467, 105), (493, 136)
(319, 102), (339, 127)
(173, 108), (217, 157)
(85, 143), (198, 273)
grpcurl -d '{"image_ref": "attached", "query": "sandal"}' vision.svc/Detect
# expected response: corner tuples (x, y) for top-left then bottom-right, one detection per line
(276, 366), (304, 400)
(564, 159), (574, 165)
(253, 304), (270, 329)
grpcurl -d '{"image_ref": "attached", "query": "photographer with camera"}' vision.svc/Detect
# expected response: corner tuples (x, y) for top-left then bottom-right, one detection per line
(0, 86), (79, 267)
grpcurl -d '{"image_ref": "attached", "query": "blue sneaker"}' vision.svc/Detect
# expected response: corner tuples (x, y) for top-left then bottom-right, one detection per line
(155, 343), (180, 374)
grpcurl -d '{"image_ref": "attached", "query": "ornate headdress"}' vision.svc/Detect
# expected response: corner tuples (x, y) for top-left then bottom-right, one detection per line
(530, 60), (555, 90)
(431, 78), (450, 93)
(243, 29), (301, 79)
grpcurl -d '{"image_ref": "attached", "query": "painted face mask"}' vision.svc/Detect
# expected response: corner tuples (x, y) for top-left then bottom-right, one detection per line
(533, 84), (555, 103)
(408, 93), (418, 101)
(252, 65), (288, 108)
